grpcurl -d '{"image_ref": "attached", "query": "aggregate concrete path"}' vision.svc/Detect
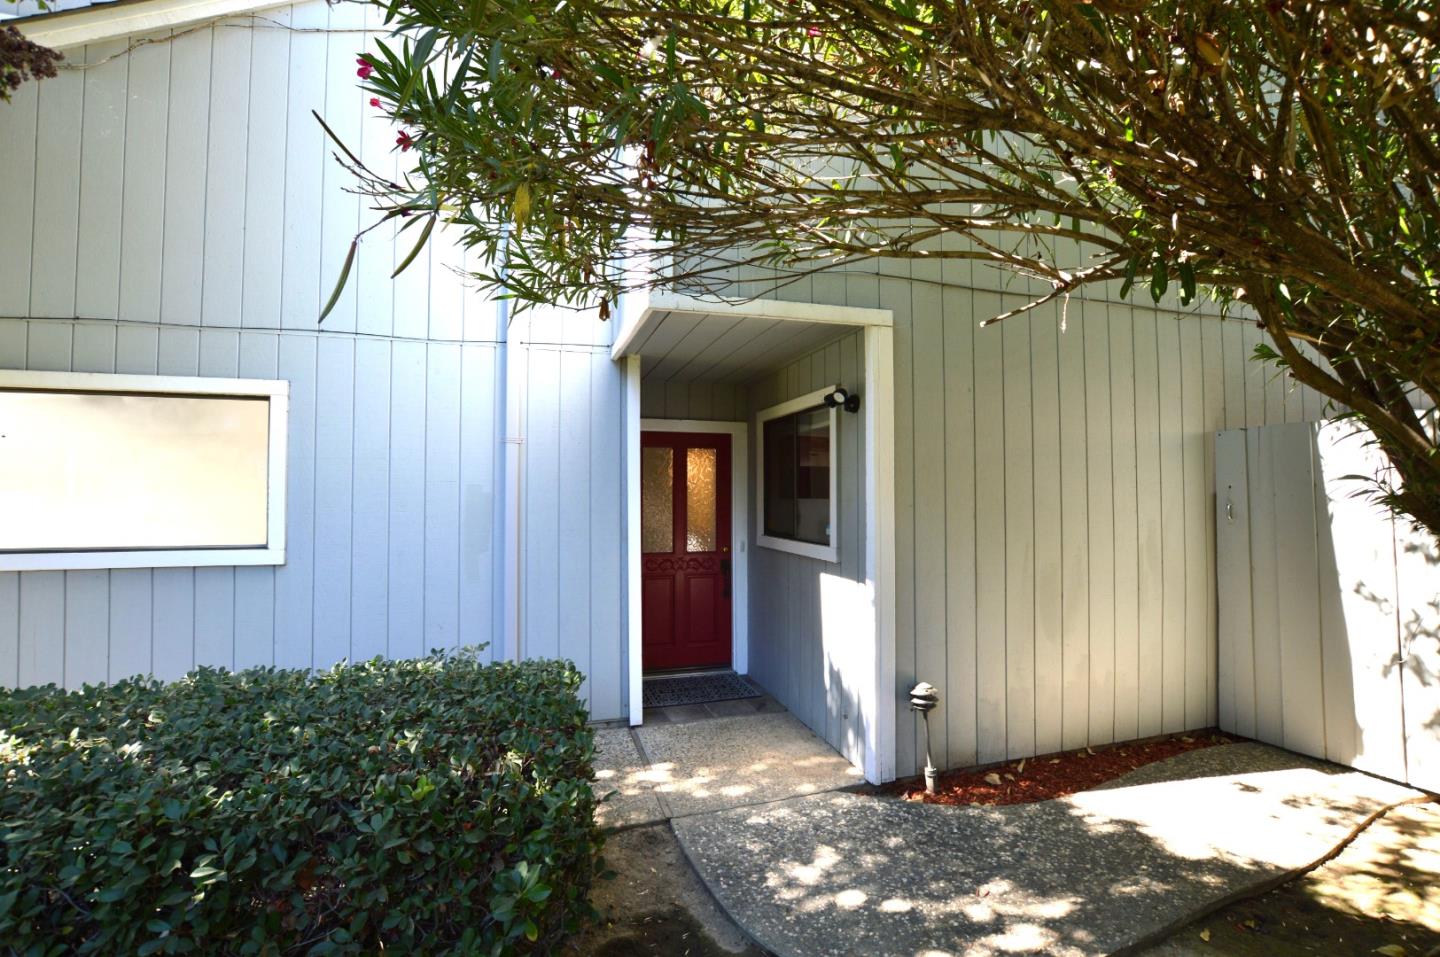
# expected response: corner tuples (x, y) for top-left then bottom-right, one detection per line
(672, 742), (1426, 957)
(593, 711), (864, 830)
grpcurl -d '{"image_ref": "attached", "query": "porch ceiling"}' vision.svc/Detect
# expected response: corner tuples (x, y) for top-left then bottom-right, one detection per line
(630, 311), (851, 386)
(613, 293), (891, 387)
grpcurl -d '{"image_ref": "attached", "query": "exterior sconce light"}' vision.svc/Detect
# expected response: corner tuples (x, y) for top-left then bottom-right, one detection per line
(823, 386), (861, 413)
(909, 681), (940, 795)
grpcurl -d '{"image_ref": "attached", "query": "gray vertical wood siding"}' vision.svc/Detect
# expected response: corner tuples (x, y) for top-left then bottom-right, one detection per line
(747, 253), (1329, 776)
(0, 318), (504, 687)
(640, 380), (744, 421)
(897, 279), (1323, 774)
(745, 330), (868, 766)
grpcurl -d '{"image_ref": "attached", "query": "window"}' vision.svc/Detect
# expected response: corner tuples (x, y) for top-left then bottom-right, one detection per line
(756, 387), (838, 562)
(0, 370), (288, 570)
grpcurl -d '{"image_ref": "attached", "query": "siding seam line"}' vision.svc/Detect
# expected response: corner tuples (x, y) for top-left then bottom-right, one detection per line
(2, 313), (515, 348)
(157, 30), (173, 324)
(25, 76), (41, 318)
(71, 44), (89, 316)
(196, 26), (213, 327)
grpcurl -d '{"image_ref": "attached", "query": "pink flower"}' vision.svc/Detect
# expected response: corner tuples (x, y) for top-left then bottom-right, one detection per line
(356, 56), (374, 79)
(396, 130), (415, 151)
(369, 97), (381, 108)
(806, 25), (821, 37)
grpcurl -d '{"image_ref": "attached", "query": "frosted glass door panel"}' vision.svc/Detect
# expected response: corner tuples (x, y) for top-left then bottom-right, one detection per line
(641, 446), (674, 553)
(686, 447), (718, 552)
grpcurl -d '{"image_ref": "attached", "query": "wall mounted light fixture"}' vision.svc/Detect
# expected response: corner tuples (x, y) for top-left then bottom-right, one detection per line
(823, 386), (861, 413)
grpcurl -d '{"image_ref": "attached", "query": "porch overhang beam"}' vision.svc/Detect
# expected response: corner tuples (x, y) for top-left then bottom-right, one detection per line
(612, 291), (893, 361)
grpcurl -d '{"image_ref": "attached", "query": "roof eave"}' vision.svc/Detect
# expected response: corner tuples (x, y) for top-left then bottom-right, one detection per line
(14, 0), (293, 49)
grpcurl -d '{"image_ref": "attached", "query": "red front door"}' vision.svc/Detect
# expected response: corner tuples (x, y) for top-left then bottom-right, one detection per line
(641, 431), (733, 671)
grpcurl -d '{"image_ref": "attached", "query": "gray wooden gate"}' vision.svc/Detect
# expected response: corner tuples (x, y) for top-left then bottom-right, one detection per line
(1215, 420), (1439, 792)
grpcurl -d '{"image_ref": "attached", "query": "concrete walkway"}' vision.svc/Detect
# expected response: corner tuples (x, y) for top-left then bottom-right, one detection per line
(594, 705), (864, 830)
(669, 740), (1427, 957)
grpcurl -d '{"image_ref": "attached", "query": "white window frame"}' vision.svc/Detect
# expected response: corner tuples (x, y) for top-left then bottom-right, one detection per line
(0, 369), (289, 571)
(755, 385), (840, 563)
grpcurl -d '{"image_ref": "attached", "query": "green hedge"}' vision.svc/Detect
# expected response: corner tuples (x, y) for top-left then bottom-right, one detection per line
(0, 650), (602, 956)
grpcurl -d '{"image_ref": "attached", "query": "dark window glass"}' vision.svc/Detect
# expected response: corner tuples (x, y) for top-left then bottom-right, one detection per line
(763, 407), (830, 546)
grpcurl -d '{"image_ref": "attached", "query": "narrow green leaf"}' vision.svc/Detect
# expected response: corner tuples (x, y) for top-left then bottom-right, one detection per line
(487, 38), (504, 83)
(1150, 259), (1168, 303)
(399, 29), (439, 108)
(392, 215), (437, 278)
(319, 240), (358, 323)
(311, 110), (364, 170)
(1118, 255), (1139, 299)
(1274, 280), (1297, 323)
(447, 44), (476, 110)
(1178, 262), (1196, 305)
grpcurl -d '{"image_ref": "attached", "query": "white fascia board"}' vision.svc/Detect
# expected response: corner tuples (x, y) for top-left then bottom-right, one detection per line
(613, 291), (893, 359)
(610, 285), (656, 360)
(0, 368), (289, 398)
(16, 0), (292, 50)
(647, 292), (894, 329)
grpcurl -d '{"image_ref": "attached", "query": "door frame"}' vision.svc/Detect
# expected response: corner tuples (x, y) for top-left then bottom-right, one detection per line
(639, 418), (750, 678)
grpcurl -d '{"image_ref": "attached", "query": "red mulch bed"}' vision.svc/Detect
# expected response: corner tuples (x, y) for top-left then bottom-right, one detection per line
(885, 729), (1240, 806)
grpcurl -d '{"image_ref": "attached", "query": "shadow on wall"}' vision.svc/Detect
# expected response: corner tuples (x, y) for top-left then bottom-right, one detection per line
(1334, 505), (1440, 784)
(1394, 532), (1440, 732)
(746, 558), (872, 774)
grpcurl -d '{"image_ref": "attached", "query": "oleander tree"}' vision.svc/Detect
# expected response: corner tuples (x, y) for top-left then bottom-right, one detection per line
(1, 13), (62, 102)
(325, 0), (1440, 536)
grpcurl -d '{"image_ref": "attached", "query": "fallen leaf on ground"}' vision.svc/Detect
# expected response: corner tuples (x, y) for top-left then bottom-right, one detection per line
(1374, 946), (1407, 957)
(1200, 928), (1211, 942)
(983, 772), (1002, 786)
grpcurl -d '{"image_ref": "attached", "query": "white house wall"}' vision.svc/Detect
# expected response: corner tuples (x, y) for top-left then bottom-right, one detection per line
(1215, 421), (1440, 792)
(0, 3), (631, 721)
(508, 316), (628, 721)
(0, 318), (504, 685)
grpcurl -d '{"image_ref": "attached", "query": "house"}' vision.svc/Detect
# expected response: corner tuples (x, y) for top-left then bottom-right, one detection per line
(0, 0), (1339, 786)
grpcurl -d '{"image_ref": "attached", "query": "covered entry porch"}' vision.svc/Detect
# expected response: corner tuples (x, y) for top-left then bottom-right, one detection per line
(612, 293), (898, 784)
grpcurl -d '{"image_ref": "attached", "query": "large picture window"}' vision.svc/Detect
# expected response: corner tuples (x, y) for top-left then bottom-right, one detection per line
(756, 387), (838, 562)
(0, 370), (288, 570)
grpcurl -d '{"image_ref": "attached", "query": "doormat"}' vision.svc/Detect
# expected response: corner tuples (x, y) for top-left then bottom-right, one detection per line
(642, 672), (763, 709)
